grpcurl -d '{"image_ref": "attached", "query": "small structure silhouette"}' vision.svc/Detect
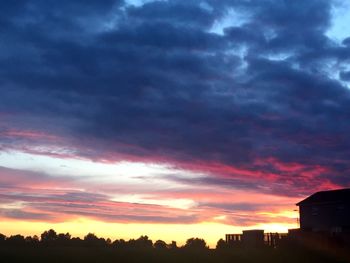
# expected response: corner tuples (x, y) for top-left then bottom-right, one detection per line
(242, 230), (264, 247)
(226, 230), (286, 248)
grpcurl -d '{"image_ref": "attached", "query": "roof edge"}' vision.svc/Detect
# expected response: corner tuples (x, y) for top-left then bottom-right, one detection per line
(296, 188), (350, 206)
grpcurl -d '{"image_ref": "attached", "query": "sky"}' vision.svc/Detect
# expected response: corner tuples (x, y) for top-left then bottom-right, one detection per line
(0, 0), (350, 247)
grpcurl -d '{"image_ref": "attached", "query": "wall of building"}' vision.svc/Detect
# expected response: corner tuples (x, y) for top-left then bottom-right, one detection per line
(299, 202), (350, 232)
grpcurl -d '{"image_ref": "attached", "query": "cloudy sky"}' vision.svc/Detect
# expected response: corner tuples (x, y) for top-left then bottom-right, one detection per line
(1, 0), (350, 246)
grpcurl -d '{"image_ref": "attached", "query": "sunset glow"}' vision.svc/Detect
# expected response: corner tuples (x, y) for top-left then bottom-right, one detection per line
(1, 0), (350, 248)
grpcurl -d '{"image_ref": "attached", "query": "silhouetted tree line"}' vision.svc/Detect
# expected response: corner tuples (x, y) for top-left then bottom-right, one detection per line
(0, 229), (209, 250)
(1, 230), (348, 263)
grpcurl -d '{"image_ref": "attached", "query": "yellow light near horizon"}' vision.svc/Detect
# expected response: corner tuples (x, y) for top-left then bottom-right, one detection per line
(257, 210), (298, 219)
(0, 218), (298, 248)
(253, 222), (298, 233)
(0, 151), (300, 248)
(0, 219), (241, 248)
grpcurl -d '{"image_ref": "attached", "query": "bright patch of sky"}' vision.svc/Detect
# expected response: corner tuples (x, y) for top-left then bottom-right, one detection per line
(327, 1), (350, 43)
(101, 0), (168, 31)
(111, 194), (196, 209)
(0, 150), (207, 209)
(0, 150), (203, 186)
(125, 0), (167, 7)
(264, 53), (293, 62)
(226, 45), (248, 79)
(0, 201), (25, 210)
(199, 2), (213, 13)
(339, 64), (350, 89)
(251, 222), (295, 233)
(210, 8), (250, 35)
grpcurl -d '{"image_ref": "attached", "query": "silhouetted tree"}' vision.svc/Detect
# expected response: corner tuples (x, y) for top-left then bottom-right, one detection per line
(0, 233), (6, 245)
(184, 238), (208, 250)
(98, 237), (107, 247)
(41, 229), (58, 245)
(6, 235), (25, 246)
(167, 241), (178, 249)
(128, 235), (153, 249)
(84, 233), (99, 246)
(154, 239), (167, 249)
(70, 237), (83, 247)
(84, 233), (107, 247)
(137, 235), (153, 248)
(113, 238), (127, 249)
(57, 233), (71, 246)
(25, 235), (39, 246)
(216, 238), (229, 250)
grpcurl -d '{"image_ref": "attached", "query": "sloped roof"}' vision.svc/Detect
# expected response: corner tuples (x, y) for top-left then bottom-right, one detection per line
(296, 188), (350, 206)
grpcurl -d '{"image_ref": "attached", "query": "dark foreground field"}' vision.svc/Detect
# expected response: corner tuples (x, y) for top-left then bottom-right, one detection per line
(1, 246), (349, 263)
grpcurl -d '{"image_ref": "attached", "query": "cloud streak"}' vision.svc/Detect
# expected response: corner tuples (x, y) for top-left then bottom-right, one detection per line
(0, 165), (299, 227)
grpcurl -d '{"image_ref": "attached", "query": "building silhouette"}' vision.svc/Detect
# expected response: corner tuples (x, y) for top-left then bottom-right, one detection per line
(225, 230), (286, 248)
(225, 188), (350, 249)
(297, 188), (350, 233)
(226, 230), (265, 247)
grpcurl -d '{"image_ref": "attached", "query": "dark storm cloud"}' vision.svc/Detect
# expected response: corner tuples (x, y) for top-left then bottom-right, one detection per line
(340, 71), (350, 81)
(127, 1), (216, 28)
(1, 0), (350, 197)
(342, 37), (350, 46)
